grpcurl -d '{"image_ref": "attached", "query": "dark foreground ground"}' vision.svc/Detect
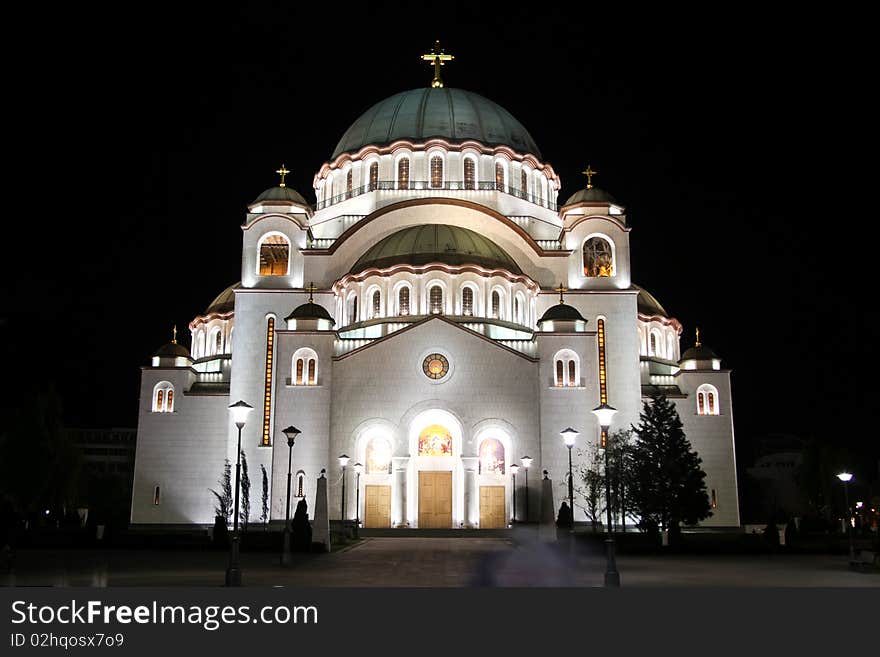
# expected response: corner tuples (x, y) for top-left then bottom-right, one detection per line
(3, 534), (878, 587)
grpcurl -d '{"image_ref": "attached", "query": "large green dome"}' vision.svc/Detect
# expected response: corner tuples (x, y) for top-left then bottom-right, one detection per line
(332, 88), (541, 159)
(350, 225), (522, 274)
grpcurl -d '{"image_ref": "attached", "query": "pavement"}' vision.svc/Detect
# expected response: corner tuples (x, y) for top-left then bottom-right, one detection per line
(2, 534), (878, 587)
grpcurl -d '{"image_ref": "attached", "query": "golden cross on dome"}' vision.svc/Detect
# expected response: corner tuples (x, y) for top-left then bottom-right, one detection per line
(276, 164), (290, 188)
(555, 283), (567, 304)
(581, 165), (598, 190)
(695, 326), (701, 347)
(306, 282), (318, 302)
(172, 325), (177, 344)
(421, 40), (454, 88)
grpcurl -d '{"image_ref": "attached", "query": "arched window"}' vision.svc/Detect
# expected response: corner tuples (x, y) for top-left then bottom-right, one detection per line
(495, 162), (505, 190)
(324, 179), (332, 203)
(293, 348), (319, 386)
(568, 360), (576, 386)
(259, 234), (290, 276)
(195, 331), (205, 359)
(347, 294), (358, 324)
(214, 330), (222, 355)
(153, 486), (161, 505)
(398, 286), (410, 316)
(430, 155), (443, 188)
(514, 296), (520, 323)
(667, 333), (675, 361)
(371, 290), (381, 318)
(464, 157), (476, 190)
(649, 332), (658, 356)
(521, 169), (528, 197)
(296, 471), (305, 497)
(429, 285), (443, 314)
(346, 169), (353, 198)
(366, 436), (393, 474)
(397, 157), (410, 189)
(491, 290), (501, 318)
(583, 236), (614, 277)
(554, 349), (580, 387)
(556, 360), (564, 387)
(696, 384), (720, 415)
(369, 161), (379, 191)
(478, 437), (505, 475)
(514, 293), (526, 324)
(462, 287), (474, 316)
(152, 382), (174, 412)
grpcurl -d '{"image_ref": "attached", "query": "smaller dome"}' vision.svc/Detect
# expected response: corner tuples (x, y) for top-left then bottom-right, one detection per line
(564, 187), (618, 206)
(538, 303), (587, 323)
(205, 282), (239, 315)
(285, 302), (335, 325)
(154, 342), (191, 358)
(252, 186), (309, 207)
(680, 344), (719, 362)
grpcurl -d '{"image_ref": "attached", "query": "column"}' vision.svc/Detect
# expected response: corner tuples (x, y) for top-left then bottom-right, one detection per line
(461, 456), (479, 528)
(392, 456), (409, 527)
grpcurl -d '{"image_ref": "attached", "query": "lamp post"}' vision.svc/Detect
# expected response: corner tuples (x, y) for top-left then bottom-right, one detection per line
(592, 402), (619, 587)
(225, 400), (253, 587)
(560, 429), (578, 532)
(354, 462), (363, 538)
(837, 472), (855, 561)
(280, 425), (301, 566)
(522, 456), (533, 522)
(338, 454), (349, 534)
(510, 463), (519, 524)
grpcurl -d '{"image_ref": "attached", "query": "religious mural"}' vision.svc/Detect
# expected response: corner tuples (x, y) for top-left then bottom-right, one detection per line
(366, 436), (393, 474)
(583, 236), (614, 277)
(418, 424), (453, 456)
(479, 437), (505, 475)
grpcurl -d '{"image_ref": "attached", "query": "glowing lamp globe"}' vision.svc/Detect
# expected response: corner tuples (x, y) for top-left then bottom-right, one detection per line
(837, 472), (853, 483)
(560, 428), (579, 448)
(338, 454), (350, 468)
(354, 462), (364, 474)
(282, 425), (301, 447)
(510, 463), (520, 475)
(521, 456), (533, 469)
(228, 400), (253, 428)
(591, 403), (618, 430)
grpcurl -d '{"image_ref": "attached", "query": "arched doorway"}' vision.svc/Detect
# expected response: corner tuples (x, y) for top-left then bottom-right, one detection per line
(406, 409), (463, 528)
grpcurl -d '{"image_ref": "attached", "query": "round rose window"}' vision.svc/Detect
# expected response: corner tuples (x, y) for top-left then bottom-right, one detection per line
(422, 353), (449, 380)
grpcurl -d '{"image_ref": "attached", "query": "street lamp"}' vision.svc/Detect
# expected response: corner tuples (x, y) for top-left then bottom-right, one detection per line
(521, 456), (533, 522)
(353, 462), (363, 538)
(281, 425), (301, 566)
(225, 400), (253, 587)
(510, 463), (519, 523)
(837, 472), (855, 561)
(338, 454), (349, 534)
(560, 429), (578, 532)
(592, 402), (619, 587)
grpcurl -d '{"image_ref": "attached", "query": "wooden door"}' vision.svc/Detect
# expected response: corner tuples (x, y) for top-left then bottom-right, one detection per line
(479, 485), (506, 528)
(364, 485), (391, 528)
(418, 471), (452, 528)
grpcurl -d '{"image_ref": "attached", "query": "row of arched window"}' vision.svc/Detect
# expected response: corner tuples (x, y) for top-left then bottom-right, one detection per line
(192, 326), (233, 360)
(343, 283), (529, 325)
(640, 325), (677, 360)
(152, 382), (174, 412)
(554, 349), (580, 387)
(293, 347), (318, 386)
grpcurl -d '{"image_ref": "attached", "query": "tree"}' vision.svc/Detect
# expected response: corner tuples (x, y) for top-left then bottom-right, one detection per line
(209, 460), (232, 524)
(574, 442), (605, 532)
(628, 393), (711, 542)
(240, 450), (251, 532)
(608, 429), (636, 530)
(260, 464), (269, 531)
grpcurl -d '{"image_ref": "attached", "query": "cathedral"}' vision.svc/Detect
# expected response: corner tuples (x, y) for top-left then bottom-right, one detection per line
(131, 48), (740, 530)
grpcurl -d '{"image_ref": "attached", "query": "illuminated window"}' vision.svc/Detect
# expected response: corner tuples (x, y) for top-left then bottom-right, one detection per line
(568, 360), (576, 386)
(583, 237), (614, 277)
(464, 158), (476, 190)
(366, 436), (393, 474)
(293, 348), (318, 386)
(296, 471), (305, 497)
(369, 162), (378, 191)
(397, 158), (410, 189)
(597, 319), (608, 444)
(152, 382), (174, 412)
(711, 489), (718, 509)
(554, 349), (579, 387)
(478, 437), (505, 475)
(429, 285), (443, 314)
(398, 286), (410, 316)
(491, 290), (500, 318)
(295, 358), (304, 385)
(307, 359), (316, 385)
(462, 287), (474, 316)
(696, 384), (720, 415)
(261, 317), (275, 446)
(346, 169), (353, 198)
(156, 389), (164, 409)
(372, 290), (381, 318)
(650, 332), (657, 356)
(556, 360), (564, 387)
(215, 331), (222, 355)
(514, 297), (520, 323)
(347, 294), (358, 324)
(153, 486), (161, 505)
(521, 169), (528, 197)
(418, 424), (452, 455)
(430, 155), (443, 188)
(495, 162), (505, 190)
(259, 234), (290, 276)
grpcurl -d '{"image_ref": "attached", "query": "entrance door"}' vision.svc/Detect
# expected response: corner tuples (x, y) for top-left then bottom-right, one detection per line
(364, 485), (391, 528)
(418, 471), (452, 528)
(479, 486), (506, 528)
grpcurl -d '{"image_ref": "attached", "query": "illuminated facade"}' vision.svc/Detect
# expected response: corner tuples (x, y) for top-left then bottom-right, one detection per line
(131, 72), (740, 529)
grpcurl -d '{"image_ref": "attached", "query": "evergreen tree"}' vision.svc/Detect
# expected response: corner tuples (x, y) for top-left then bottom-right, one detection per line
(240, 450), (251, 532)
(260, 464), (269, 531)
(629, 394), (711, 540)
(209, 459), (232, 524)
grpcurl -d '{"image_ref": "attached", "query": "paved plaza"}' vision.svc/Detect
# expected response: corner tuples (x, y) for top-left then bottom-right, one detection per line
(2, 535), (878, 587)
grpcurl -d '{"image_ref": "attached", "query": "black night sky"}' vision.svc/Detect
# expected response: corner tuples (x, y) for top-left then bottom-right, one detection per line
(4, 5), (875, 477)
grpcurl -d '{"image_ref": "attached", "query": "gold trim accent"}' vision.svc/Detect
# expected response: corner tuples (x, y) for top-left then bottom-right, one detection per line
(581, 164), (597, 190)
(276, 164), (290, 188)
(421, 40), (454, 88)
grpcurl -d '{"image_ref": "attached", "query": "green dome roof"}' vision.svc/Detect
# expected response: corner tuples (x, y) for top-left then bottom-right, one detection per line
(350, 225), (522, 275)
(205, 282), (239, 315)
(564, 187), (618, 206)
(680, 344), (719, 362)
(332, 88), (541, 159)
(285, 302), (335, 325)
(154, 342), (191, 358)
(634, 285), (668, 318)
(252, 186), (308, 207)
(538, 303), (586, 323)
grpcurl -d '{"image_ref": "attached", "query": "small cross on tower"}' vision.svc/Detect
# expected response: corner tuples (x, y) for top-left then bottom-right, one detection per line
(555, 283), (567, 304)
(172, 325), (177, 344)
(581, 164), (598, 190)
(421, 40), (454, 88)
(306, 282), (318, 302)
(276, 164), (290, 188)
(695, 326), (701, 347)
